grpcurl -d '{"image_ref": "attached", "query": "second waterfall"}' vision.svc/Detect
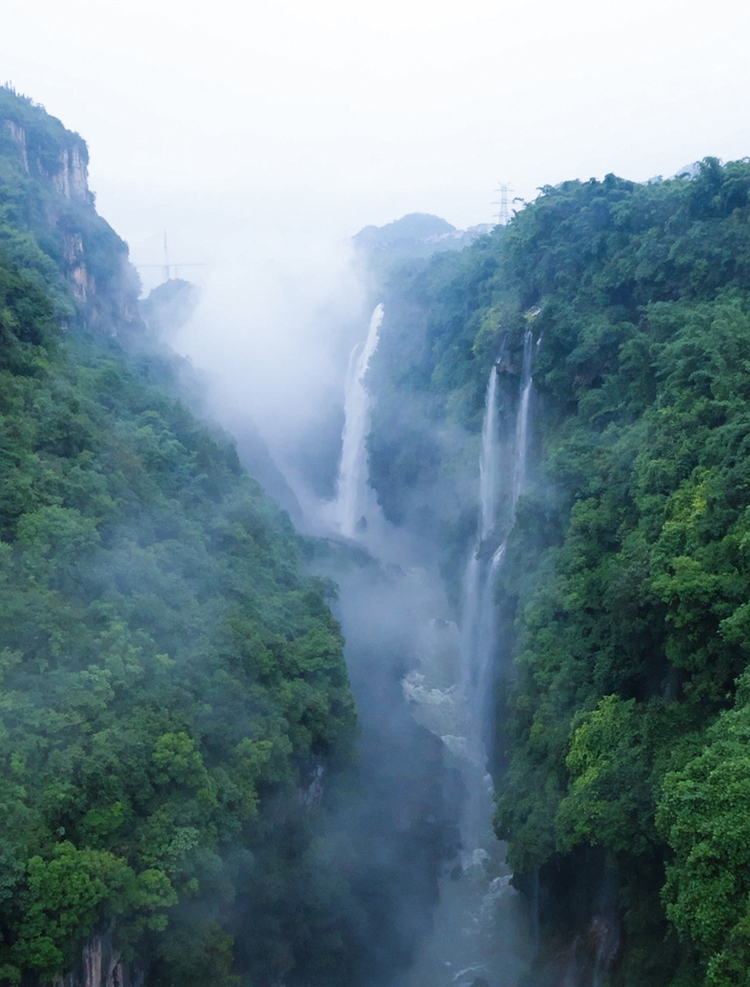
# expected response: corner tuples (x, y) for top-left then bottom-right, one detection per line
(333, 303), (384, 538)
(404, 331), (537, 987)
(460, 329), (534, 748)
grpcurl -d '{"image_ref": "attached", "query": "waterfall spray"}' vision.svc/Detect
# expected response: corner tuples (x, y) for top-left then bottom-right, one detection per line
(479, 367), (500, 540)
(512, 331), (533, 507)
(460, 331), (535, 829)
(334, 304), (383, 538)
(402, 336), (536, 987)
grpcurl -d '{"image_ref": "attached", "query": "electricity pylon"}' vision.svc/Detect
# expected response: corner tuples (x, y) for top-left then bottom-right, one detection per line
(493, 183), (514, 225)
(135, 232), (208, 283)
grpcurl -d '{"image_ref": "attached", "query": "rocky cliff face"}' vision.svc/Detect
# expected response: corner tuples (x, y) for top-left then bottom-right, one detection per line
(61, 230), (93, 301)
(51, 144), (91, 201)
(5, 118), (29, 171)
(4, 114), (93, 202)
(0, 86), (138, 332)
(52, 930), (144, 987)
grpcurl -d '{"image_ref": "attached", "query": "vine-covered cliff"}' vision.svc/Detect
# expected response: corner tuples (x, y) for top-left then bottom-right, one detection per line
(367, 161), (750, 987)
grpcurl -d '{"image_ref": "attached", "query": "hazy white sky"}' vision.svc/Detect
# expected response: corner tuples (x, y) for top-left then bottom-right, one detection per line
(4, 0), (750, 286)
(4, 0), (750, 499)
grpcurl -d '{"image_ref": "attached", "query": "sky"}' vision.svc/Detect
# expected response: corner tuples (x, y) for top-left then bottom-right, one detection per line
(4, 0), (750, 489)
(4, 0), (750, 289)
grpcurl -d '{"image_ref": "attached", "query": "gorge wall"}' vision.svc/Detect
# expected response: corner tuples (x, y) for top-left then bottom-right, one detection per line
(362, 161), (750, 987)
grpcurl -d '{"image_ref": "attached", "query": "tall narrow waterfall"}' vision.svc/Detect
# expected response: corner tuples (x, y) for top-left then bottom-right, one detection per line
(331, 315), (536, 987)
(512, 331), (533, 508)
(334, 304), (383, 538)
(461, 329), (534, 723)
(479, 367), (500, 540)
(403, 334), (536, 987)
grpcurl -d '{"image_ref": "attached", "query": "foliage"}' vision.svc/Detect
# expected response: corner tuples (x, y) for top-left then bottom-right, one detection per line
(369, 158), (750, 985)
(0, 87), (358, 987)
(658, 674), (750, 985)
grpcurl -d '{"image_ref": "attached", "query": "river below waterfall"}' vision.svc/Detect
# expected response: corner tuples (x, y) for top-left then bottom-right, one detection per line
(305, 307), (537, 987)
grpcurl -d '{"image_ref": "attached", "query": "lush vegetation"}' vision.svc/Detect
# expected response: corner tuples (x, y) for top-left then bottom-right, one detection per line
(0, 87), (379, 987)
(10, 78), (750, 987)
(0, 86), (469, 987)
(368, 160), (750, 985)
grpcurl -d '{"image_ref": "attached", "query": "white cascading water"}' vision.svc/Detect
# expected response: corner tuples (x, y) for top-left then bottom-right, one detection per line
(334, 304), (384, 537)
(512, 332), (533, 507)
(404, 332), (535, 987)
(332, 314), (536, 987)
(479, 367), (500, 540)
(462, 329), (533, 724)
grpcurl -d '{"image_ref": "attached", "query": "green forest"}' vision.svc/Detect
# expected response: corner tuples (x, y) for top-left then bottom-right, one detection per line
(5, 78), (750, 987)
(367, 160), (750, 986)
(0, 84), (466, 987)
(0, 87), (376, 987)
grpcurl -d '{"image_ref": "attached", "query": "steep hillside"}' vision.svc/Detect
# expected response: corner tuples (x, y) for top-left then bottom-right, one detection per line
(0, 87), (361, 987)
(367, 161), (750, 987)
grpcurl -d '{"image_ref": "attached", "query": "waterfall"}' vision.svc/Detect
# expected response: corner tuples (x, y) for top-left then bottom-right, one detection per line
(329, 317), (535, 986)
(479, 367), (500, 540)
(459, 331), (534, 845)
(334, 304), (383, 538)
(512, 331), (533, 506)
(400, 335), (536, 987)
(462, 331), (534, 713)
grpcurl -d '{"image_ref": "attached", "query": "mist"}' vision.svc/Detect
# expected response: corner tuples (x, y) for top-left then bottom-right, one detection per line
(161, 231), (367, 507)
(8, 0), (750, 292)
(5, 1), (750, 983)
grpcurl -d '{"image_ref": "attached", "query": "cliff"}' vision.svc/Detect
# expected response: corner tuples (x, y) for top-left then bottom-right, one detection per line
(0, 85), (140, 331)
(0, 84), (469, 987)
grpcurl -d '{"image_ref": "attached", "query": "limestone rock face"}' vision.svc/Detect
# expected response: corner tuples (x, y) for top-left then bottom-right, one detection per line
(63, 232), (94, 301)
(52, 145), (92, 202)
(4, 120), (29, 171)
(3, 114), (92, 202)
(0, 87), (140, 332)
(51, 930), (145, 987)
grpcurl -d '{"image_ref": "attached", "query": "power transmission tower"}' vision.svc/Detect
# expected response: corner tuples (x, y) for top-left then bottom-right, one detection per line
(135, 231), (208, 283)
(493, 183), (514, 225)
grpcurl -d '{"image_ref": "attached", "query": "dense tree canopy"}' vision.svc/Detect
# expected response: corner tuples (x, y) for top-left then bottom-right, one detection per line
(368, 158), (750, 986)
(0, 86), (363, 987)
